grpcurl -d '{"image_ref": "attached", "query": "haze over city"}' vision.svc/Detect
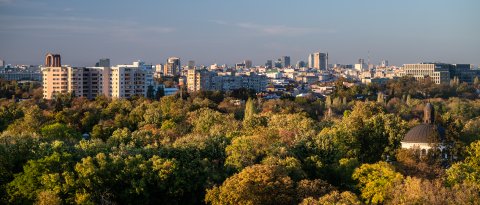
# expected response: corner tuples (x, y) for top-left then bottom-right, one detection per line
(0, 0), (479, 66)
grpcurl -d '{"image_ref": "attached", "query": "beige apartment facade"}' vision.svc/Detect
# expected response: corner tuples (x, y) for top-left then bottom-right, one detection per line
(42, 53), (154, 99)
(187, 69), (213, 92)
(43, 64), (153, 100)
(42, 66), (110, 100)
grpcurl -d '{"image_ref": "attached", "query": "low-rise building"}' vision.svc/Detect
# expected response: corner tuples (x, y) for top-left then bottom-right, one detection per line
(401, 63), (451, 84)
(400, 63), (478, 85)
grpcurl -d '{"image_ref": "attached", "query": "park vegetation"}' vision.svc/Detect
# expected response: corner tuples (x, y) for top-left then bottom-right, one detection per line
(0, 77), (480, 204)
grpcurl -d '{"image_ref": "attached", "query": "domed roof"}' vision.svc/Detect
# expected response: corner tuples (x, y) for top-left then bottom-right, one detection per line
(403, 103), (445, 143)
(403, 124), (445, 143)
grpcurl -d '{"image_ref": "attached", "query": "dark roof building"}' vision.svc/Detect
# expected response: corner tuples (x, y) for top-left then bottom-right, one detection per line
(401, 103), (446, 154)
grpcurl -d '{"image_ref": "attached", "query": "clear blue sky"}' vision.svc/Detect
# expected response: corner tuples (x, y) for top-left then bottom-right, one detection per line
(0, 0), (479, 67)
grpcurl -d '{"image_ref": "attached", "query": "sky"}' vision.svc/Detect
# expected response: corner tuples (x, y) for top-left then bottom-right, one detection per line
(0, 0), (479, 67)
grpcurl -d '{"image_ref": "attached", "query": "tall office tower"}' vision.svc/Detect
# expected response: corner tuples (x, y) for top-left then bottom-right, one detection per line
(381, 60), (389, 67)
(358, 58), (365, 65)
(164, 63), (176, 76)
(296, 61), (306, 68)
(313, 52), (328, 70)
(265, 60), (273, 69)
(45, 53), (61, 67)
(164, 57), (180, 76)
(274, 59), (282, 68)
(244, 60), (253, 68)
(281, 56), (291, 68)
(0, 59), (4, 67)
(308, 54), (314, 68)
(187, 60), (195, 69)
(164, 57), (181, 76)
(95, 58), (110, 67)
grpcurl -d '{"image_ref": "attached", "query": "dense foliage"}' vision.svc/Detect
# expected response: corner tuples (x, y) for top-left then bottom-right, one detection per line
(0, 78), (479, 204)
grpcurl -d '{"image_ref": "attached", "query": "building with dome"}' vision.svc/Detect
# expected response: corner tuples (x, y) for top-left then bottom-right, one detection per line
(401, 103), (446, 155)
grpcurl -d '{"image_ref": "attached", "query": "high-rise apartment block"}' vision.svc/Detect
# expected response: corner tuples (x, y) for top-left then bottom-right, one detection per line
(308, 54), (314, 68)
(187, 69), (214, 92)
(110, 61), (154, 98)
(265, 60), (273, 69)
(42, 65), (109, 99)
(42, 66), (77, 99)
(42, 54), (154, 99)
(281, 56), (290, 68)
(312, 52), (328, 70)
(186, 69), (267, 93)
(308, 52), (328, 70)
(164, 57), (180, 76)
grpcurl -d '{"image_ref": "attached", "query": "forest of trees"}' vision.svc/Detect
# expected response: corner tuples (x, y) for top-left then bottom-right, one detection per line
(1, 77), (480, 204)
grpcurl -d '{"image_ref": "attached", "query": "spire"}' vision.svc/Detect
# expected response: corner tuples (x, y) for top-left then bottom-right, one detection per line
(423, 103), (434, 124)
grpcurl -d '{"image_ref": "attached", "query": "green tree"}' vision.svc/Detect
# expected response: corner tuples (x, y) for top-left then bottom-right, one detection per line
(300, 191), (361, 205)
(142, 102), (163, 127)
(225, 134), (271, 170)
(205, 165), (295, 205)
(320, 102), (408, 163)
(268, 113), (318, 146)
(243, 98), (255, 122)
(0, 132), (40, 201)
(0, 102), (22, 132)
(7, 105), (45, 134)
(462, 117), (480, 145)
(188, 108), (239, 137)
(446, 140), (480, 186)
(40, 123), (81, 141)
(352, 161), (403, 204)
(295, 179), (334, 200)
(74, 153), (178, 204)
(6, 149), (75, 204)
(325, 96), (332, 108)
(34, 190), (62, 205)
(474, 76), (480, 88)
(91, 120), (116, 141)
(242, 98), (267, 130)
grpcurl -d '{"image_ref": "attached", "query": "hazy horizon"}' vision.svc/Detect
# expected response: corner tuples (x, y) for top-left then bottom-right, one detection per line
(0, 0), (479, 67)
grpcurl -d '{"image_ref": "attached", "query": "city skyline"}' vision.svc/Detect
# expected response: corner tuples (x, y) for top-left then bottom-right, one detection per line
(0, 0), (479, 66)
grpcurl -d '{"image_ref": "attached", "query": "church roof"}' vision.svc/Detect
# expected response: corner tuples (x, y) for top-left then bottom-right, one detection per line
(402, 103), (445, 144)
(403, 124), (445, 143)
